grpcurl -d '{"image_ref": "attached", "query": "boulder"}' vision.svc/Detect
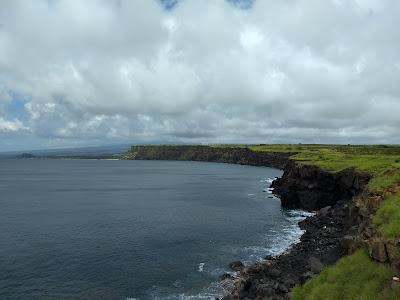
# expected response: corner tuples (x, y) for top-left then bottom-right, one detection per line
(385, 240), (400, 272)
(229, 260), (244, 272)
(301, 271), (314, 281)
(318, 206), (331, 217)
(277, 283), (289, 293)
(219, 273), (235, 281)
(309, 257), (324, 273)
(385, 240), (400, 261)
(369, 239), (388, 263)
(263, 267), (281, 278)
(254, 284), (275, 296)
(242, 279), (252, 291)
(342, 235), (369, 254)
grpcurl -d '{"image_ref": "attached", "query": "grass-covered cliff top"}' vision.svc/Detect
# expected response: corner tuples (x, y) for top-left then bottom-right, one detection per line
(130, 144), (400, 193)
(212, 144), (400, 194)
(215, 144), (400, 171)
(222, 144), (400, 238)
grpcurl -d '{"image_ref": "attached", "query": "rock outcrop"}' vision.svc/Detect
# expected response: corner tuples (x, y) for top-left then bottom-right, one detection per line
(221, 203), (350, 299)
(271, 163), (371, 211)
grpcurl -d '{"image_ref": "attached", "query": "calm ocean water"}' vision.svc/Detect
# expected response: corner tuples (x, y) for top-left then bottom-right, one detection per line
(0, 159), (310, 299)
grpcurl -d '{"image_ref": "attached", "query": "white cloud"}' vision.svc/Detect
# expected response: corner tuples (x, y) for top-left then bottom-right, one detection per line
(0, 117), (27, 132)
(0, 0), (400, 149)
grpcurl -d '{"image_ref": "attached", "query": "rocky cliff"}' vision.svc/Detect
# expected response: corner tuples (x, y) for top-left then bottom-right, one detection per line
(126, 145), (382, 299)
(126, 145), (293, 169)
(272, 163), (371, 211)
(220, 163), (372, 300)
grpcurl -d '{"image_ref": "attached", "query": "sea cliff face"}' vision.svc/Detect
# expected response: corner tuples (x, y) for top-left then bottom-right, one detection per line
(126, 145), (293, 169)
(272, 163), (371, 211)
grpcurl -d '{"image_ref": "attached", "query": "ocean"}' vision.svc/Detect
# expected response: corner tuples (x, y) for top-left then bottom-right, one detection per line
(0, 159), (310, 299)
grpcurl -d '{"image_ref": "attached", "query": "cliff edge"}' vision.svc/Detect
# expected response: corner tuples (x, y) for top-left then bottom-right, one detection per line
(125, 145), (400, 299)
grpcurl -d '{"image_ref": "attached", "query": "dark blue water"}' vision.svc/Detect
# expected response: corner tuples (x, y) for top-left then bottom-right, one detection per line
(0, 159), (309, 299)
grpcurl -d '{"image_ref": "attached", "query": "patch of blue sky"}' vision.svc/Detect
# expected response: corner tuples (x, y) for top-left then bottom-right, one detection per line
(226, 0), (255, 9)
(160, 0), (179, 10)
(2, 93), (29, 122)
(159, 0), (255, 10)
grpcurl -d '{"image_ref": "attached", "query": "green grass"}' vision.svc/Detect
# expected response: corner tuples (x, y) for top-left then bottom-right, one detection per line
(292, 249), (396, 300)
(369, 173), (400, 194)
(243, 144), (400, 193)
(374, 193), (400, 239)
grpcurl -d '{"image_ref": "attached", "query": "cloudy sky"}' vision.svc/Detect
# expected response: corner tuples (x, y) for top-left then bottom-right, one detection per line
(0, 0), (399, 151)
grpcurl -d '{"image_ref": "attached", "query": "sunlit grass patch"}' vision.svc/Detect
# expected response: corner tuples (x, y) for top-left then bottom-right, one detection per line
(374, 193), (400, 239)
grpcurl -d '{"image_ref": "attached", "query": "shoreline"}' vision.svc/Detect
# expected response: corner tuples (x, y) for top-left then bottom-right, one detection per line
(220, 197), (354, 299)
(125, 145), (371, 299)
(219, 164), (370, 299)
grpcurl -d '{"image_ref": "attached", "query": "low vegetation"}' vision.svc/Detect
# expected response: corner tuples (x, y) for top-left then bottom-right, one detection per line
(374, 193), (400, 239)
(292, 249), (397, 300)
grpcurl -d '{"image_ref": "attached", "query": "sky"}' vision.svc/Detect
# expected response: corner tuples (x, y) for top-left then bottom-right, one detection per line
(1, 0), (400, 151)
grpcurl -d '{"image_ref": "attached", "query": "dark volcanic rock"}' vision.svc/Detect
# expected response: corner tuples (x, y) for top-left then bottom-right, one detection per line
(220, 273), (235, 281)
(126, 145), (293, 169)
(223, 166), (371, 300)
(229, 261), (245, 272)
(224, 199), (359, 299)
(271, 163), (371, 211)
(309, 257), (325, 273)
(318, 206), (331, 217)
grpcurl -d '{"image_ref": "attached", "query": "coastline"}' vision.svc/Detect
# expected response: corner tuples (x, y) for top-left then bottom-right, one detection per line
(220, 185), (363, 299)
(125, 145), (372, 299)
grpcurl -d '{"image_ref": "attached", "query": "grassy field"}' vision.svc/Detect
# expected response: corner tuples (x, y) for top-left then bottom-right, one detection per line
(374, 193), (400, 239)
(213, 144), (400, 299)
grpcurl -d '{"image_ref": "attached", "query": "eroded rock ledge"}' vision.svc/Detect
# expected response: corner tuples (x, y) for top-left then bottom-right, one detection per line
(272, 163), (371, 211)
